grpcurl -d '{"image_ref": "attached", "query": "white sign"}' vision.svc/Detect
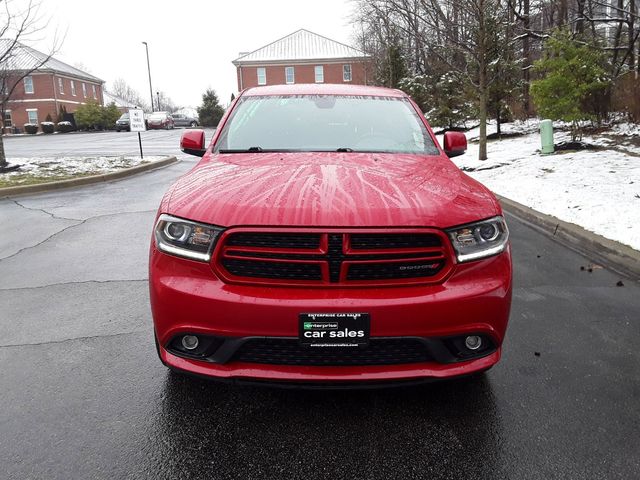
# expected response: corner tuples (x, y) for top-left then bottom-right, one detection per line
(129, 108), (146, 132)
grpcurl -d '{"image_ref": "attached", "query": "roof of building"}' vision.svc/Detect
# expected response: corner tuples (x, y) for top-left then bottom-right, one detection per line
(0, 39), (103, 83)
(242, 83), (404, 97)
(232, 29), (368, 65)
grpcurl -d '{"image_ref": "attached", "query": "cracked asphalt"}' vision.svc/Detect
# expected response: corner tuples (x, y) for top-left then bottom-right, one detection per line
(1, 130), (640, 479)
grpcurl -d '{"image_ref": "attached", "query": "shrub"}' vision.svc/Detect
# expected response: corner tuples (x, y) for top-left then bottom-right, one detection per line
(103, 102), (122, 130)
(74, 100), (104, 130)
(41, 122), (55, 134)
(56, 121), (74, 133)
(24, 123), (38, 134)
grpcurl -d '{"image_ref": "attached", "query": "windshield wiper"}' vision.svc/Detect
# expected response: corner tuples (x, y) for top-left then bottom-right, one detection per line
(219, 146), (263, 153)
(336, 147), (353, 152)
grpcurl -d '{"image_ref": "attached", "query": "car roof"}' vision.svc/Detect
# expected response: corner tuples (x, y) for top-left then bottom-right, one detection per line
(241, 83), (406, 98)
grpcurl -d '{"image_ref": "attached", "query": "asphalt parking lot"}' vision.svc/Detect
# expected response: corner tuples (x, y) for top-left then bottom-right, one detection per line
(1, 130), (639, 479)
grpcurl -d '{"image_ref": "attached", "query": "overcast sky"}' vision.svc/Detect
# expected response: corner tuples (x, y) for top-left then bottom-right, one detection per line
(30, 0), (357, 109)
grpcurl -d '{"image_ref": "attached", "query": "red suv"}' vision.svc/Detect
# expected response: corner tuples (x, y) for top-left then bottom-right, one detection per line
(149, 84), (512, 386)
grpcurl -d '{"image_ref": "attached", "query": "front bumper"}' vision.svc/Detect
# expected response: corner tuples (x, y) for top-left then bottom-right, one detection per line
(150, 247), (512, 384)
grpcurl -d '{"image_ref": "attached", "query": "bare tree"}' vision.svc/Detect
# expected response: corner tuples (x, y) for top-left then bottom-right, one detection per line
(155, 90), (177, 113)
(110, 78), (149, 111)
(0, 0), (61, 172)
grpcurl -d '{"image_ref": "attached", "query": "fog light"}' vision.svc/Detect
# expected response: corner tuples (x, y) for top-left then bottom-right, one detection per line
(465, 335), (482, 350)
(181, 335), (199, 350)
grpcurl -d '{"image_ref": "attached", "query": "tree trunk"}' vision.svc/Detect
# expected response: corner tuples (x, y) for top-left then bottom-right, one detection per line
(575, 0), (585, 35)
(479, 89), (488, 160)
(523, 0), (531, 115)
(478, 0), (488, 161)
(0, 127), (6, 168)
(629, 0), (636, 71)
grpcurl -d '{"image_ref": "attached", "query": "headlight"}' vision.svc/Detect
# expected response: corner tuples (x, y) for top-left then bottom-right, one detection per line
(446, 216), (509, 263)
(154, 214), (223, 262)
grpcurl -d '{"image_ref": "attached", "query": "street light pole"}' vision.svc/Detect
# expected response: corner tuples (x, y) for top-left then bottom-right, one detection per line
(142, 41), (154, 112)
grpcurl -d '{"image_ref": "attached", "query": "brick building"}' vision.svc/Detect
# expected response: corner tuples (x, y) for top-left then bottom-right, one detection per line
(1, 40), (104, 132)
(232, 29), (370, 91)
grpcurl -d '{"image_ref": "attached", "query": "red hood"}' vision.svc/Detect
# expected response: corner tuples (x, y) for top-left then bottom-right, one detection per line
(166, 152), (500, 228)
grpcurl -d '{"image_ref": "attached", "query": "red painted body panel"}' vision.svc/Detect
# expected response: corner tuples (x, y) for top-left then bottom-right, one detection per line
(150, 84), (512, 384)
(167, 152), (500, 228)
(162, 350), (502, 383)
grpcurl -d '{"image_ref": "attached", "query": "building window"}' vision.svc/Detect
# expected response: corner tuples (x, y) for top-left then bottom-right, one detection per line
(58, 77), (64, 94)
(343, 64), (352, 82)
(314, 65), (324, 83)
(70, 80), (76, 96)
(26, 109), (38, 124)
(257, 67), (266, 85)
(92, 84), (97, 99)
(82, 83), (87, 97)
(285, 66), (295, 84)
(4, 110), (12, 128)
(24, 76), (34, 94)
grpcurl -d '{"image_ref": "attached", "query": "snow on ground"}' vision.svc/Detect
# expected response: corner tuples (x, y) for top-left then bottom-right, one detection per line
(2, 156), (165, 185)
(447, 128), (640, 250)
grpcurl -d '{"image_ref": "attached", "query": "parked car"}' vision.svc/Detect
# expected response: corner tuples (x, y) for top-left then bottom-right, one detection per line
(149, 84), (512, 387)
(115, 113), (130, 132)
(147, 111), (174, 130)
(171, 113), (199, 127)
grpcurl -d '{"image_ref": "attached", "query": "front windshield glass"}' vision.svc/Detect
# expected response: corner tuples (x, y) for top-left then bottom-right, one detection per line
(215, 95), (438, 154)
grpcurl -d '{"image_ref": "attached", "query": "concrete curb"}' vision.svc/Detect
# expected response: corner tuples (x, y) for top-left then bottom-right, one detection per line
(0, 156), (178, 197)
(499, 195), (640, 280)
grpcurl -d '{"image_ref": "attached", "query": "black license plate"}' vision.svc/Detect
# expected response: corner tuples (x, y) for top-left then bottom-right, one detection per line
(299, 313), (370, 347)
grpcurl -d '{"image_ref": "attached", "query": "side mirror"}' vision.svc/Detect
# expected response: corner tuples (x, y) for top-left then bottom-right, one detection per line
(180, 129), (206, 157)
(443, 131), (467, 158)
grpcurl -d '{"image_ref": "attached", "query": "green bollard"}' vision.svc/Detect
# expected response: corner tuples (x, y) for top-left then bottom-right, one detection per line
(540, 119), (554, 154)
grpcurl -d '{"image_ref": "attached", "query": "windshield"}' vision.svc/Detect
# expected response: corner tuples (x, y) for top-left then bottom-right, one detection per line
(214, 95), (438, 154)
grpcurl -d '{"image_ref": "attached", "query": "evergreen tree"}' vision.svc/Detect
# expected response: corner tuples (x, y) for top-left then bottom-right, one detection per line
(197, 89), (225, 127)
(531, 29), (611, 141)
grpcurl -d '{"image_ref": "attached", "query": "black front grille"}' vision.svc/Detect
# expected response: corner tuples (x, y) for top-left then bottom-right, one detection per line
(222, 259), (322, 280)
(350, 233), (442, 249)
(231, 338), (432, 366)
(226, 233), (321, 249)
(347, 260), (445, 280)
(218, 230), (449, 285)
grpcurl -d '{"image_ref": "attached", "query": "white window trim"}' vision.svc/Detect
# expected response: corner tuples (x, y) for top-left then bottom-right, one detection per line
(257, 67), (266, 86)
(92, 84), (97, 99)
(4, 109), (12, 128)
(314, 65), (324, 83)
(343, 64), (352, 82)
(285, 66), (295, 84)
(26, 108), (38, 124)
(82, 82), (86, 97)
(24, 76), (34, 94)
(58, 77), (64, 94)
(70, 80), (76, 96)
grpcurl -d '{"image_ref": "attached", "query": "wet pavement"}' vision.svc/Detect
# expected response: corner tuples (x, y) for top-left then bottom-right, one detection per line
(1, 131), (639, 479)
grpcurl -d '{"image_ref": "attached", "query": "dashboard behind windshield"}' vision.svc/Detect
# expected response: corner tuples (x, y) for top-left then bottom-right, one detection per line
(215, 95), (438, 154)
